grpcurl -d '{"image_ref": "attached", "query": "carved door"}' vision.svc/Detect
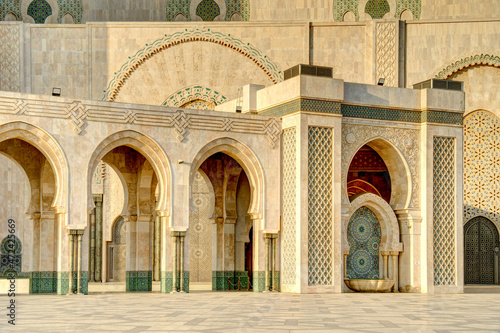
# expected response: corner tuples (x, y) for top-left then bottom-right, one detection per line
(465, 217), (499, 284)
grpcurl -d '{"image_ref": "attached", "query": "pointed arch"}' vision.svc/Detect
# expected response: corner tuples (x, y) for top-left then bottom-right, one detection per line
(0, 122), (68, 213)
(190, 137), (264, 219)
(345, 137), (412, 210)
(87, 131), (172, 217)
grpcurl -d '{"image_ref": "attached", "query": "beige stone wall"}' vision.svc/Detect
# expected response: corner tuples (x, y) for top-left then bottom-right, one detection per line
(311, 23), (367, 84)
(450, 66), (500, 117)
(30, 26), (88, 99)
(420, 0), (500, 20)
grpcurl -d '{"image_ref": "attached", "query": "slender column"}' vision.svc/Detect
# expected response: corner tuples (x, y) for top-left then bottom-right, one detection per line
(172, 234), (178, 292)
(382, 252), (389, 280)
(391, 251), (399, 292)
(495, 247), (499, 285)
(271, 236), (277, 291)
(68, 232), (75, 294)
(77, 233), (83, 294)
(179, 233), (185, 292)
(94, 195), (103, 282)
(154, 215), (161, 281)
(89, 207), (96, 282)
(264, 235), (270, 292)
(343, 252), (348, 279)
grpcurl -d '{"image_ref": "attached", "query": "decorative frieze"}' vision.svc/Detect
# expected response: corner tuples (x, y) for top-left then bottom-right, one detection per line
(0, 94), (281, 148)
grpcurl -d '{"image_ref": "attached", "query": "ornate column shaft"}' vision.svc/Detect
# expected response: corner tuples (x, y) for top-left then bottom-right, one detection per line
(172, 234), (178, 292)
(271, 236), (277, 291)
(94, 195), (103, 282)
(179, 233), (186, 292)
(89, 206), (96, 282)
(77, 233), (83, 294)
(391, 251), (399, 292)
(68, 232), (75, 294)
(382, 251), (389, 280)
(264, 235), (270, 292)
(154, 214), (161, 281)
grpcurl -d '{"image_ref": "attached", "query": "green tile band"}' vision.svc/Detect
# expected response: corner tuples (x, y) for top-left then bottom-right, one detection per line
(259, 98), (462, 125)
(161, 271), (173, 293)
(126, 271), (152, 292)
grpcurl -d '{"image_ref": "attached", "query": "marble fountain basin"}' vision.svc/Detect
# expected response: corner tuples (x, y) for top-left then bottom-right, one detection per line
(344, 279), (395, 292)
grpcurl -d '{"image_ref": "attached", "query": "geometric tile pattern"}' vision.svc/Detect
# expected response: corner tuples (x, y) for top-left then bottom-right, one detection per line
(166, 0), (250, 21)
(166, 0), (191, 21)
(376, 21), (398, 87)
(365, 0), (390, 19)
(57, 0), (83, 24)
(346, 207), (381, 279)
(0, 1), (21, 22)
(0, 24), (21, 92)
(308, 127), (333, 286)
(260, 98), (341, 117)
(395, 0), (421, 19)
(196, 0), (220, 21)
(433, 136), (456, 286)
(334, 0), (360, 22)
(126, 271), (153, 292)
(161, 271), (173, 293)
(0, 234), (22, 277)
(261, 99), (462, 125)
(463, 111), (500, 230)
(27, 0), (52, 24)
(282, 128), (297, 285)
(103, 28), (282, 101)
(30, 270), (81, 294)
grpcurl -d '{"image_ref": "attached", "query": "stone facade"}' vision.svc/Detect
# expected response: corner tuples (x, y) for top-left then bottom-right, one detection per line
(0, 0), (498, 294)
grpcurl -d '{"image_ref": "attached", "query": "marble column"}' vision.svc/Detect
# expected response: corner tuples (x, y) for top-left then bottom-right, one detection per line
(391, 251), (399, 292)
(94, 195), (103, 282)
(179, 232), (186, 292)
(68, 232), (75, 294)
(271, 236), (277, 291)
(154, 214), (161, 281)
(77, 233), (83, 294)
(89, 206), (96, 282)
(264, 235), (270, 292)
(382, 251), (389, 280)
(172, 233), (178, 292)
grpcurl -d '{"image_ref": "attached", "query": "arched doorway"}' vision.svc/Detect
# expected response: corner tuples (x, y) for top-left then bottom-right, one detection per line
(464, 217), (500, 285)
(190, 152), (254, 291)
(88, 131), (171, 292)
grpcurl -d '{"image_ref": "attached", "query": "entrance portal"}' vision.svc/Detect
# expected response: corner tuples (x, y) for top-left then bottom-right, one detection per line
(465, 217), (499, 284)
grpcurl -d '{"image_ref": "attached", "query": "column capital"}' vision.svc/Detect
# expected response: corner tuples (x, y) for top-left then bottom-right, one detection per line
(172, 231), (186, 237)
(69, 229), (85, 236)
(93, 194), (103, 203)
(264, 233), (278, 239)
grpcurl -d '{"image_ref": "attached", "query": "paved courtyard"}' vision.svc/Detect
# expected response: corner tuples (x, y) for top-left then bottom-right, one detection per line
(2, 288), (500, 332)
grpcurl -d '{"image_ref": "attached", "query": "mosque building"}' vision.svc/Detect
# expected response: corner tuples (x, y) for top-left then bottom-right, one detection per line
(0, 0), (498, 294)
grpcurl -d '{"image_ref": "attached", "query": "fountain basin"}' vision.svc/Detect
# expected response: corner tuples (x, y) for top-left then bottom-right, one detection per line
(344, 279), (395, 292)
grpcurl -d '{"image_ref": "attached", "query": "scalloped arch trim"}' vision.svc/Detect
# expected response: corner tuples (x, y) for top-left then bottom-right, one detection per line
(163, 85), (228, 107)
(103, 28), (283, 101)
(435, 53), (500, 79)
